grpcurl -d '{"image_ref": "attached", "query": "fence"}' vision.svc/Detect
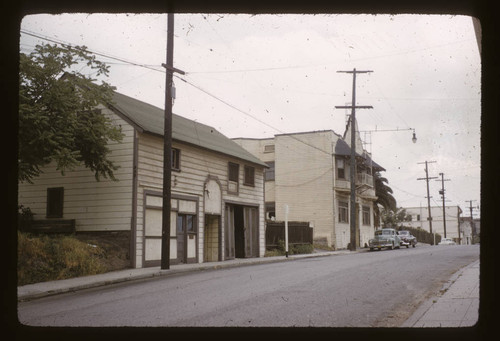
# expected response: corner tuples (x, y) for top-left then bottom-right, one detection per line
(265, 221), (313, 249)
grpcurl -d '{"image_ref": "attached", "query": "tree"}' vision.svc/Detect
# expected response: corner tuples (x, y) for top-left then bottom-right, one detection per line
(373, 172), (397, 227)
(19, 43), (123, 183)
(381, 207), (412, 228)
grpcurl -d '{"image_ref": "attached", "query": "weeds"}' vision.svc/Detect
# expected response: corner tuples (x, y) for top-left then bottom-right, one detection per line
(264, 239), (314, 257)
(17, 231), (107, 286)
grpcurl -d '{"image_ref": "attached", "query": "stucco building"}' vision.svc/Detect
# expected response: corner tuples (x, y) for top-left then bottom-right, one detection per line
(233, 118), (384, 250)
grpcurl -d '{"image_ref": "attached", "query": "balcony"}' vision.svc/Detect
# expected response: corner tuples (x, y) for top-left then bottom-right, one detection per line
(334, 172), (374, 195)
(357, 173), (373, 187)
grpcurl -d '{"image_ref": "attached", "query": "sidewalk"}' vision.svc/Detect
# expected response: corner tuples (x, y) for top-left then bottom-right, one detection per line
(401, 259), (479, 327)
(17, 249), (353, 302)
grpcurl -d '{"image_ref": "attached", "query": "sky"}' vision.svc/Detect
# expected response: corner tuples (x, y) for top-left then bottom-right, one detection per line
(19, 13), (481, 217)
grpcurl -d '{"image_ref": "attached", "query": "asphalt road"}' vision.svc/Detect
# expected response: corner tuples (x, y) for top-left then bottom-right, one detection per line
(18, 244), (479, 327)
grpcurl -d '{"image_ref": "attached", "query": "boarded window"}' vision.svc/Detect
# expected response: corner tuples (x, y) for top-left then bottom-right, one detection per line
(244, 165), (255, 186)
(264, 161), (275, 181)
(46, 187), (64, 218)
(338, 200), (348, 223)
(362, 205), (370, 225)
(228, 162), (239, 182)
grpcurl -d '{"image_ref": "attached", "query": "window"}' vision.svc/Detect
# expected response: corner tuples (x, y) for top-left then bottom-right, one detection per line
(362, 205), (370, 225)
(338, 201), (349, 223)
(244, 165), (255, 186)
(336, 158), (345, 179)
(265, 202), (276, 220)
(228, 162), (239, 194)
(264, 161), (275, 181)
(264, 144), (275, 153)
(172, 148), (180, 171)
(228, 162), (239, 182)
(46, 187), (64, 218)
(417, 214), (421, 221)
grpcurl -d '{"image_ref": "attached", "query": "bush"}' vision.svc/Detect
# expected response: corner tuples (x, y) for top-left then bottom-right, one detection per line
(17, 231), (107, 286)
(264, 239), (313, 257)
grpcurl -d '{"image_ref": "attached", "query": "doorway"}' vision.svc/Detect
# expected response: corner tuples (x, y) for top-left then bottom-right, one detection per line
(176, 213), (196, 264)
(204, 214), (221, 262)
(225, 204), (259, 259)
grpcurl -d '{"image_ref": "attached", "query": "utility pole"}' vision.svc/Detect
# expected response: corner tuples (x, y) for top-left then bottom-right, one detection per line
(160, 13), (185, 270)
(417, 161), (437, 236)
(335, 68), (373, 251)
(465, 200), (478, 241)
(436, 173), (450, 238)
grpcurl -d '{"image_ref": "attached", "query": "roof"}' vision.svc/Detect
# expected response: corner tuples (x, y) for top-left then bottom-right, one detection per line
(334, 139), (385, 171)
(109, 91), (267, 167)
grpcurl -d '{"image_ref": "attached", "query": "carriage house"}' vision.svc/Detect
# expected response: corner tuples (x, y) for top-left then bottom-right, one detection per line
(18, 91), (267, 268)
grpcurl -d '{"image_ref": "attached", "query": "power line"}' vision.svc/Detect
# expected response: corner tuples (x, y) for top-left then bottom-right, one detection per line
(21, 28), (337, 158)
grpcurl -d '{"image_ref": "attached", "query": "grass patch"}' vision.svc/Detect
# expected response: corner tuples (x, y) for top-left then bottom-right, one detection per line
(17, 231), (108, 286)
(312, 243), (335, 251)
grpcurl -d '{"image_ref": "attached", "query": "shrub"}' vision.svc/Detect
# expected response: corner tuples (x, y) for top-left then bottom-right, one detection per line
(264, 239), (313, 257)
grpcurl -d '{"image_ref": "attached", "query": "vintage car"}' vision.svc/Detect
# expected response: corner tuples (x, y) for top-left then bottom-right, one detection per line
(398, 230), (417, 248)
(438, 237), (456, 245)
(369, 228), (401, 251)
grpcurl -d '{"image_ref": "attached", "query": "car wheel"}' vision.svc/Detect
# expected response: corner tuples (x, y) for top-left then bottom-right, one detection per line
(370, 247), (374, 251)
(412, 243), (416, 248)
(406, 244), (409, 248)
(388, 242), (393, 250)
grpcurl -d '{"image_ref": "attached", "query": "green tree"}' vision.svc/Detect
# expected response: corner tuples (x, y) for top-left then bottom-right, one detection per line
(373, 172), (397, 227)
(19, 43), (123, 183)
(381, 207), (412, 228)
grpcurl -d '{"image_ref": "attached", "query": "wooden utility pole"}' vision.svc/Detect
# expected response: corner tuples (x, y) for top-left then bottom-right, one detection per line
(160, 13), (185, 270)
(417, 161), (437, 236)
(335, 68), (373, 251)
(437, 173), (450, 238)
(465, 200), (478, 239)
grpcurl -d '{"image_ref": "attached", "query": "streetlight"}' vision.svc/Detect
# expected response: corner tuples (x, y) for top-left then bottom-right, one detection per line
(360, 127), (418, 145)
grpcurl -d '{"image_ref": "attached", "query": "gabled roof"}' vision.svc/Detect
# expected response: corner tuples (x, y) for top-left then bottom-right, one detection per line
(109, 91), (267, 167)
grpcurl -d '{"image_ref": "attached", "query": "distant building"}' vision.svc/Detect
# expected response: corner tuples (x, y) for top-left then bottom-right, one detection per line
(233, 117), (385, 250)
(459, 216), (481, 245)
(402, 206), (464, 244)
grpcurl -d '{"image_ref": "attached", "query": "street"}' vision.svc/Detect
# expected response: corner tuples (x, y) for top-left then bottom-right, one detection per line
(18, 244), (479, 327)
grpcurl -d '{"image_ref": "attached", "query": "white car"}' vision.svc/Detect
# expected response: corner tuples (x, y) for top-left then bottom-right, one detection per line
(438, 238), (456, 245)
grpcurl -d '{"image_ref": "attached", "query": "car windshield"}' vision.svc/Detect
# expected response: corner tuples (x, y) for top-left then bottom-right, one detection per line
(399, 231), (409, 235)
(375, 230), (392, 236)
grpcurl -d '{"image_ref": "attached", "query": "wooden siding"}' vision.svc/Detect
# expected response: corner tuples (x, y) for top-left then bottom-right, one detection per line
(18, 106), (135, 232)
(134, 132), (265, 267)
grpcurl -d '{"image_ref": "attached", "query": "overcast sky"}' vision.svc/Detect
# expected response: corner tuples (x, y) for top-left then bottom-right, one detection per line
(19, 13), (481, 217)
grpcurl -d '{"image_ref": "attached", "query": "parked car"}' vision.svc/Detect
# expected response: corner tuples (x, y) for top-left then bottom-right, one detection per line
(369, 228), (401, 251)
(438, 238), (456, 245)
(398, 230), (417, 248)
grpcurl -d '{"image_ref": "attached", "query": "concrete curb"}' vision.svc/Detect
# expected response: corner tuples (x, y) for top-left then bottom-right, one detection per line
(18, 249), (357, 302)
